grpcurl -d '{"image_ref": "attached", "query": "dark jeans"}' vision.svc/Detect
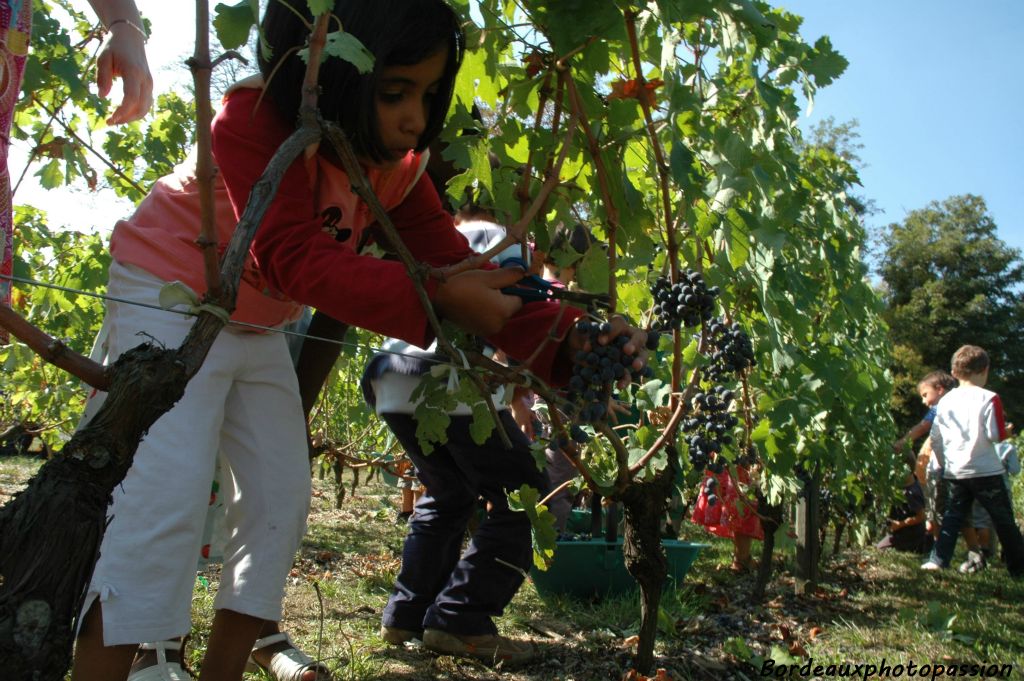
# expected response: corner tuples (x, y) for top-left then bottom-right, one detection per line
(381, 410), (549, 635)
(929, 474), (1024, 577)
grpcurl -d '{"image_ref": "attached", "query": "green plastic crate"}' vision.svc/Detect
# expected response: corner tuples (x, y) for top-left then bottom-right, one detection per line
(565, 509), (594, 534)
(531, 538), (707, 599)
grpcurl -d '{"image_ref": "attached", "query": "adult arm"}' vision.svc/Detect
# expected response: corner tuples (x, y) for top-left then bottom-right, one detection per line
(84, 0), (153, 124)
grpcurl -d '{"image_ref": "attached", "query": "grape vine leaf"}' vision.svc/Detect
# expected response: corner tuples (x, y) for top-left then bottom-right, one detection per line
(321, 31), (375, 73)
(804, 36), (849, 87)
(37, 160), (63, 189)
(577, 244), (610, 294)
(635, 379), (671, 411)
(306, 0), (333, 16)
(508, 484), (558, 570)
(469, 401), (496, 445)
(213, 0), (259, 50)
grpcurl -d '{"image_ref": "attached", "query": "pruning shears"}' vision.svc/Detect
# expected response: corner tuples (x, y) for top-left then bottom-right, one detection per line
(499, 258), (610, 311)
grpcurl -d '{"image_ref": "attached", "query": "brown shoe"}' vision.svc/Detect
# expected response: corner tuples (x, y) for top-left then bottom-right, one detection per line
(380, 625), (420, 645)
(422, 628), (536, 665)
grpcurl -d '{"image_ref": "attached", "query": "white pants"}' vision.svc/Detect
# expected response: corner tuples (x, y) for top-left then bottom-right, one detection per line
(80, 262), (311, 645)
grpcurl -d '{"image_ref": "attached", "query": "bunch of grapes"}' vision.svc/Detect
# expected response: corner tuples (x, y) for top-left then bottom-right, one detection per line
(702, 475), (719, 507)
(705, 317), (756, 383)
(682, 384), (739, 472)
(736, 443), (759, 468)
(562, 319), (654, 444)
(650, 271), (719, 330)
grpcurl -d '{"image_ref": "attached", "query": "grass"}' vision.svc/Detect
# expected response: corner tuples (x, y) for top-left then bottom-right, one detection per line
(2, 454), (1023, 680)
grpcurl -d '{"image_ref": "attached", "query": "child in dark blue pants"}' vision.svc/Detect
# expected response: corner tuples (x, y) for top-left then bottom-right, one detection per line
(366, 221), (649, 664)
(362, 219), (552, 664)
(379, 409), (546, 662)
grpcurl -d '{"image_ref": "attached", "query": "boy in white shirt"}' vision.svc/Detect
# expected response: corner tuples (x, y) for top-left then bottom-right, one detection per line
(921, 345), (1024, 577)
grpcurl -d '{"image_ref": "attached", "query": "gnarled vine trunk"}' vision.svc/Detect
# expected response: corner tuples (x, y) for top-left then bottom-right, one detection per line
(751, 491), (784, 602)
(0, 343), (189, 680)
(619, 456), (677, 674)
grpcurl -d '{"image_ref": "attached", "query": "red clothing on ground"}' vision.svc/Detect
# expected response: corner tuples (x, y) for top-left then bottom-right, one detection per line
(691, 465), (763, 540)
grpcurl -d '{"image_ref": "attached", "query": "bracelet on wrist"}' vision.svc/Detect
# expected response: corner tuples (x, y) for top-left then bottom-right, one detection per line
(107, 18), (148, 42)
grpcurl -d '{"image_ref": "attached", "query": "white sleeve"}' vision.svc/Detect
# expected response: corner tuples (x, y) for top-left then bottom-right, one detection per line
(1000, 443), (1020, 476)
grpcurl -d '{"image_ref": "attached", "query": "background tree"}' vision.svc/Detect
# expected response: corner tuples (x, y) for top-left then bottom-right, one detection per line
(878, 193), (1024, 426)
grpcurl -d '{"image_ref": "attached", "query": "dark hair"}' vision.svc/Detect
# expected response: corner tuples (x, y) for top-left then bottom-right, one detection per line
(951, 345), (989, 378)
(918, 370), (957, 392)
(259, 0), (464, 163)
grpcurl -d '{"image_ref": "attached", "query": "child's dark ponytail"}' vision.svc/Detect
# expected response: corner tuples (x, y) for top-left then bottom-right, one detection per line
(259, 0), (464, 162)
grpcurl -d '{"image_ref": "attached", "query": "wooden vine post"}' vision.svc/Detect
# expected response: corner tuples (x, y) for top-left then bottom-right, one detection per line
(794, 474), (821, 594)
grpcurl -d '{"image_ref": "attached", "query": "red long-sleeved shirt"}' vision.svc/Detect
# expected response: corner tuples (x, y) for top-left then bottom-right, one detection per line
(210, 86), (580, 383)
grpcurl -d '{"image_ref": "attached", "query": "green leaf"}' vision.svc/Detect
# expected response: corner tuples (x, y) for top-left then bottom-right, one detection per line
(37, 159), (64, 189)
(534, 0), (625, 53)
(804, 36), (849, 87)
(469, 401), (496, 445)
(577, 245), (610, 294)
(682, 337), (704, 367)
(768, 644), (800, 667)
(306, 0), (333, 15)
(467, 139), (494, 197)
(508, 484), (558, 570)
(723, 636), (755, 662)
(412, 403), (448, 456)
(321, 31), (375, 73)
(49, 59), (87, 98)
(669, 138), (695, 191)
(657, 606), (676, 636)
(750, 418), (771, 442)
(213, 0), (259, 51)
(635, 379), (671, 411)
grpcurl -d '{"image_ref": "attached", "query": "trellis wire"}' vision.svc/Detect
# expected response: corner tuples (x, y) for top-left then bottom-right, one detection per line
(1, 272), (452, 366)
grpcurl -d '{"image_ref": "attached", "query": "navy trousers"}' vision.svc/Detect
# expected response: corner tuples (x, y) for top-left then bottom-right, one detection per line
(929, 474), (1024, 577)
(381, 410), (549, 635)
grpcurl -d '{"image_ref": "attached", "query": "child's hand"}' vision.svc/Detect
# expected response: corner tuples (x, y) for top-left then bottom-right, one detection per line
(435, 268), (524, 336)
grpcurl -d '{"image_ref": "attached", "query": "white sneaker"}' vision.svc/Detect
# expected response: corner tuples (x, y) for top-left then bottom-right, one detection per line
(958, 550), (987, 574)
(920, 560), (943, 571)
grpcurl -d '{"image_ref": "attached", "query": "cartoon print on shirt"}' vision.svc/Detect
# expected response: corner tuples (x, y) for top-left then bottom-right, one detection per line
(320, 205), (352, 243)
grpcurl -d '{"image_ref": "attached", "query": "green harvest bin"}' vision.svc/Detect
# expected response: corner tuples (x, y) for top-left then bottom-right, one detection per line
(531, 539), (707, 599)
(565, 509), (593, 534)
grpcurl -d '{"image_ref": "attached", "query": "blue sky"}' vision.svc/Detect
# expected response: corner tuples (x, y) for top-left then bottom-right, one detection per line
(780, 0), (1024, 255)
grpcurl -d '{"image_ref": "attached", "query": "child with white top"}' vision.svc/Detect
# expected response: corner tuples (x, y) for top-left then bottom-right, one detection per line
(921, 345), (1024, 577)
